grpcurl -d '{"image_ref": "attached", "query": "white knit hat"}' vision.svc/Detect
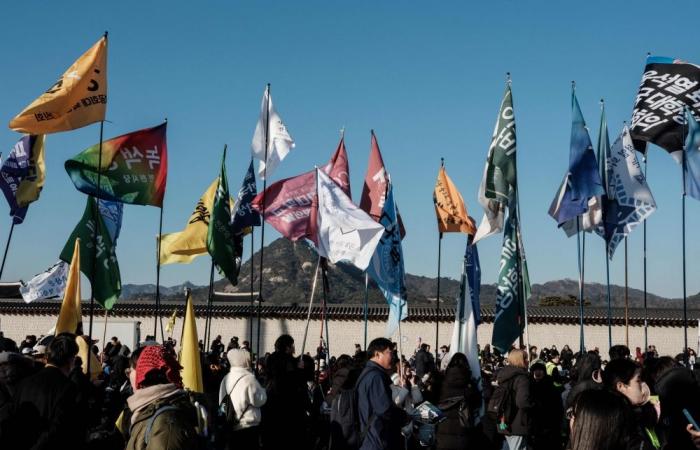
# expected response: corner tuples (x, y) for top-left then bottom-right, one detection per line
(227, 348), (251, 368)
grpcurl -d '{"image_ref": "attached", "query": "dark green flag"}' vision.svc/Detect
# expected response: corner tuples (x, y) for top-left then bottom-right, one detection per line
(60, 196), (121, 309)
(207, 146), (242, 285)
(492, 210), (530, 353)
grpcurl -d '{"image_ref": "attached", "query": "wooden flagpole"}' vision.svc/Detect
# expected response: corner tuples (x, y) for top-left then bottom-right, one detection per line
(256, 83), (271, 362)
(0, 222), (16, 281)
(300, 256), (321, 356)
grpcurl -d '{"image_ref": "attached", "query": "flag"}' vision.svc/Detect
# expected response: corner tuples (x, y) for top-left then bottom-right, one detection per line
(366, 183), (407, 337)
(251, 85), (294, 180)
(448, 242), (481, 386)
(59, 197), (121, 309)
(492, 212), (526, 353)
(602, 126), (657, 259)
(466, 240), (481, 325)
(630, 55), (700, 157)
(10, 36), (107, 134)
(433, 166), (476, 234)
(65, 122), (167, 206)
(165, 308), (177, 335)
(231, 160), (261, 236)
(684, 109), (700, 201)
(207, 147), (243, 285)
(159, 179), (217, 265)
(0, 135), (46, 224)
(56, 238), (82, 335)
(180, 292), (203, 392)
(20, 261), (69, 303)
(251, 138), (352, 241)
(548, 90), (605, 234)
(474, 85), (518, 243)
(315, 169), (384, 271)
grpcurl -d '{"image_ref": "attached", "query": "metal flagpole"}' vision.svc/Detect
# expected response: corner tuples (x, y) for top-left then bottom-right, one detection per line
(605, 241), (612, 349)
(205, 260), (215, 352)
(576, 217), (585, 353)
(300, 256), (321, 355)
(256, 83), (271, 362)
(321, 261), (331, 358)
(363, 273), (369, 350)
(155, 205), (164, 341)
(683, 115), (689, 359)
(436, 232), (443, 360)
(624, 237), (629, 347)
(643, 156), (649, 350)
(0, 222), (16, 280)
(250, 228), (255, 353)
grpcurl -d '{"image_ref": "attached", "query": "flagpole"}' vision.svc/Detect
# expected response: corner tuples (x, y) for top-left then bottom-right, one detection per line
(576, 217), (585, 353)
(436, 231), (443, 360)
(301, 256), (321, 356)
(321, 260), (331, 359)
(624, 236), (629, 347)
(605, 242), (612, 349)
(155, 205), (164, 341)
(256, 83), (271, 362)
(643, 156), (649, 350)
(683, 114), (689, 359)
(363, 273), (369, 350)
(249, 227), (255, 353)
(102, 309), (109, 353)
(0, 222), (16, 281)
(205, 260), (215, 352)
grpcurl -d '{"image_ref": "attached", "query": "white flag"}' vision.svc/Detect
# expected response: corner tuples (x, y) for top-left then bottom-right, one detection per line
(448, 256), (481, 381)
(20, 261), (69, 303)
(251, 86), (295, 180)
(316, 169), (384, 271)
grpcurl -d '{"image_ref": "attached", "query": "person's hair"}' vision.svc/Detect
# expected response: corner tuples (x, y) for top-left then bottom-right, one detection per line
(609, 345), (631, 361)
(643, 356), (676, 389)
(571, 352), (602, 383)
(335, 354), (352, 370)
(274, 334), (294, 353)
(367, 337), (393, 359)
(446, 353), (472, 376)
(47, 333), (79, 367)
(507, 349), (527, 369)
(570, 389), (634, 450)
(420, 343), (429, 352)
(603, 358), (640, 389)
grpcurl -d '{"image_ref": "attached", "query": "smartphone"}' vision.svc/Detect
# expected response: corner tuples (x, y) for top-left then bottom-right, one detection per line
(683, 408), (700, 431)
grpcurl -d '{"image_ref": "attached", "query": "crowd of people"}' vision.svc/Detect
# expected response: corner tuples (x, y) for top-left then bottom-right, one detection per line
(1, 329), (700, 450)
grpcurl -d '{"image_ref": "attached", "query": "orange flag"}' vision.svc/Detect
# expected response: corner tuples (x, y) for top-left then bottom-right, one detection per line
(10, 36), (107, 134)
(433, 166), (476, 235)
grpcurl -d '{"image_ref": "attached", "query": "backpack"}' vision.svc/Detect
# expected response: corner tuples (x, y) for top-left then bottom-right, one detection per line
(329, 371), (375, 450)
(219, 374), (250, 427)
(438, 395), (473, 428)
(141, 391), (207, 449)
(486, 377), (516, 435)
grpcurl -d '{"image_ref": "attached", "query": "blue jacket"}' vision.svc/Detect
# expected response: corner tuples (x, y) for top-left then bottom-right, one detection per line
(356, 361), (407, 450)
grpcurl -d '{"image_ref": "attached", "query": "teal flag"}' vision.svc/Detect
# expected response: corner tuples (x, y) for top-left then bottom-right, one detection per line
(59, 197), (121, 309)
(207, 147), (242, 285)
(492, 211), (528, 353)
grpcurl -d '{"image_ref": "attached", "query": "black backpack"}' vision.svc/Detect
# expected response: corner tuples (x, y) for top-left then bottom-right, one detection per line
(219, 374), (250, 427)
(329, 371), (376, 450)
(486, 377), (516, 435)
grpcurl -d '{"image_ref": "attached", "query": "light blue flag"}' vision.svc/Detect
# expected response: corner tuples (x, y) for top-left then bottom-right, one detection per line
(366, 183), (407, 338)
(685, 109), (700, 202)
(549, 89), (605, 233)
(465, 242), (481, 325)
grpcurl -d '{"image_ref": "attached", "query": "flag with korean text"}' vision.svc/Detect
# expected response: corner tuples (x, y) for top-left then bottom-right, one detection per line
(0, 134), (46, 224)
(433, 166), (476, 235)
(231, 159), (261, 236)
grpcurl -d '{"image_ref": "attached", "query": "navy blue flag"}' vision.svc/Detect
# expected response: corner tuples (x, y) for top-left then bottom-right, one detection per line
(0, 135), (45, 224)
(549, 89), (605, 232)
(465, 241), (481, 325)
(231, 159), (261, 235)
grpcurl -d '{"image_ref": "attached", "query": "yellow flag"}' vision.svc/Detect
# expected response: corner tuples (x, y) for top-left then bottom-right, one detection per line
(10, 36), (107, 134)
(16, 135), (46, 207)
(56, 238), (82, 334)
(159, 179), (217, 265)
(180, 292), (203, 393)
(76, 335), (101, 381)
(165, 308), (177, 334)
(433, 166), (476, 235)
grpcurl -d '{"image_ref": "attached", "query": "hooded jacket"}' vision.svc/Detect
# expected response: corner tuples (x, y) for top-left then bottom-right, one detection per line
(496, 365), (532, 436)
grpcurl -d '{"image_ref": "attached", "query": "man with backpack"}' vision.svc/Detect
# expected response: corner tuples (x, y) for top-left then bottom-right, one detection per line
(487, 349), (532, 450)
(356, 337), (409, 450)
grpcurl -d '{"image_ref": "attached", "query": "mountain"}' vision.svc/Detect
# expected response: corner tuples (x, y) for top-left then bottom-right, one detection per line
(124, 238), (698, 309)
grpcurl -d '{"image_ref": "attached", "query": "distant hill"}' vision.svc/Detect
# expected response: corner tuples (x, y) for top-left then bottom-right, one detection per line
(121, 238), (698, 309)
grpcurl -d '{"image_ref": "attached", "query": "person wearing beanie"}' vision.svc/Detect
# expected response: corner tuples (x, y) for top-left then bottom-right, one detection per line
(218, 348), (267, 449)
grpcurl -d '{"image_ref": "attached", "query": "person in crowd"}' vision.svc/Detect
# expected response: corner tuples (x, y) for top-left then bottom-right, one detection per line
(261, 334), (307, 450)
(7, 332), (83, 450)
(497, 349), (532, 450)
(218, 348), (267, 449)
(563, 351), (603, 409)
(609, 344), (631, 361)
(0, 350), (39, 440)
(414, 343), (435, 381)
(356, 337), (408, 450)
(211, 335), (224, 356)
(18, 335), (36, 352)
(0, 331), (18, 353)
(529, 361), (563, 450)
(125, 345), (201, 450)
(435, 352), (478, 450)
(560, 344), (574, 371)
(568, 388), (636, 450)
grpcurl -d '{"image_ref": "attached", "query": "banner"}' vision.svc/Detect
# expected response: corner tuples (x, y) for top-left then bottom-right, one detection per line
(180, 292), (203, 392)
(10, 36), (107, 134)
(366, 184), (407, 337)
(684, 109), (700, 202)
(231, 159), (261, 235)
(251, 85), (295, 180)
(65, 122), (167, 206)
(56, 239), (82, 335)
(20, 261), (69, 303)
(466, 241), (481, 325)
(0, 135), (46, 224)
(630, 56), (700, 156)
(433, 166), (476, 234)
(474, 85), (518, 243)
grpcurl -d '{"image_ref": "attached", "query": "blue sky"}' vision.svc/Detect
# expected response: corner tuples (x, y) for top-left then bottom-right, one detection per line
(1, 1), (699, 300)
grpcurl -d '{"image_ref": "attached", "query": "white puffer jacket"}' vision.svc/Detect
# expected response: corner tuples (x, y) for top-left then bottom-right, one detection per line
(218, 367), (267, 430)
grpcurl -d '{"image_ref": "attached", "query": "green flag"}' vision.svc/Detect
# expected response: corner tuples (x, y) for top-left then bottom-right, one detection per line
(60, 197), (121, 309)
(474, 84), (518, 243)
(492, 210), (528, 353)
(207, 146), (242, 285)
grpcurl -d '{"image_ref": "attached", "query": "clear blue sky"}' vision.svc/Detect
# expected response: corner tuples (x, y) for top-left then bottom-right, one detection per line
(1, 1), (699, 300)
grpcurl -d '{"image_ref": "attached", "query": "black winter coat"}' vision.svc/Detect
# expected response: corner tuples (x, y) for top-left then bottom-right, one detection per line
(529, 375), (563, 450)
(436, 366), (478, 450)
(496, 366), (532, 436)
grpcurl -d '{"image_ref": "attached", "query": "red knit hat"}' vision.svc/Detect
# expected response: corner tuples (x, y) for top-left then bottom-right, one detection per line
(135, 345), (183, 389)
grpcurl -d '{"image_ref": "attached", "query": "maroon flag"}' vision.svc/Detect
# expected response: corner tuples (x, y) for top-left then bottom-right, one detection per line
(252, 137), (351, 241)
